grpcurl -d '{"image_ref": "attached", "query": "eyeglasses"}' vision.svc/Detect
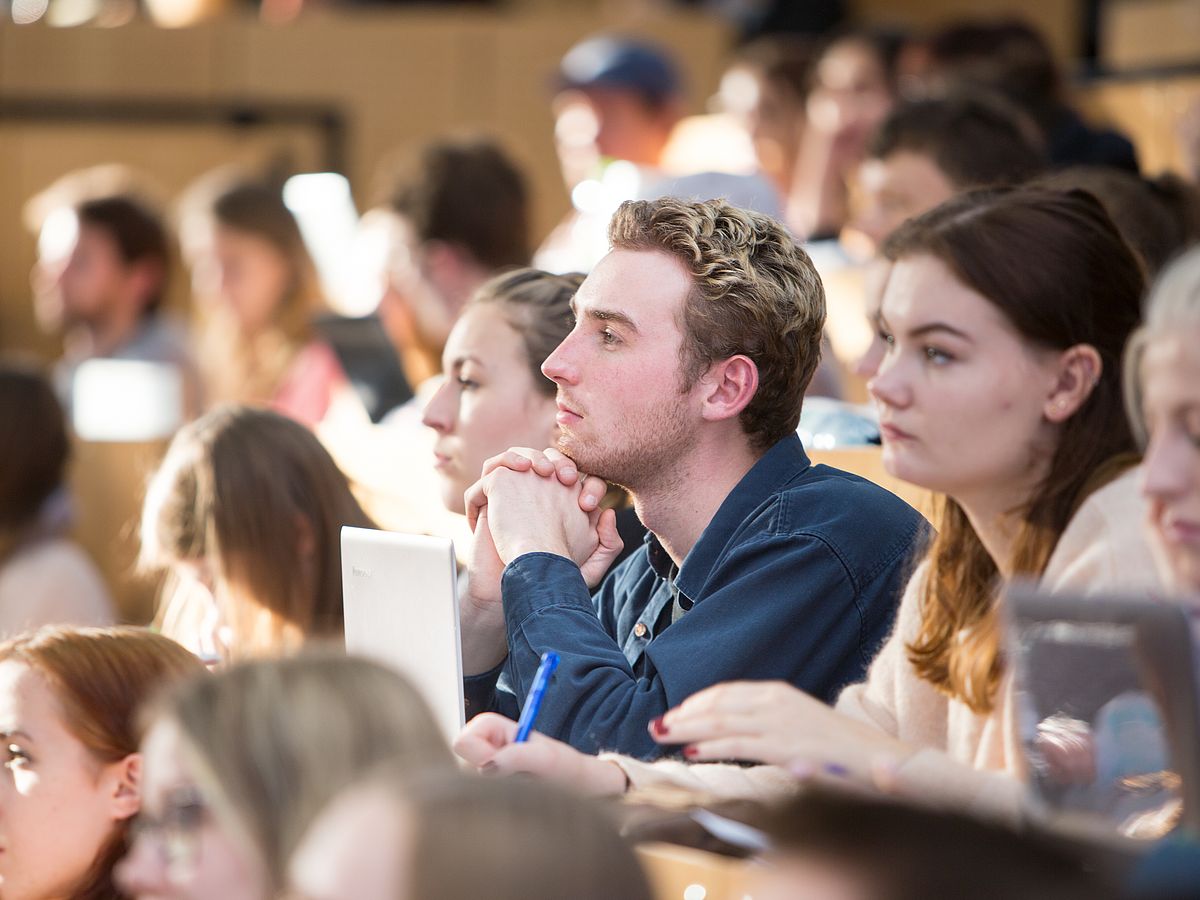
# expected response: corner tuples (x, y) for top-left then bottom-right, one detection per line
(131, 785), (210, 879)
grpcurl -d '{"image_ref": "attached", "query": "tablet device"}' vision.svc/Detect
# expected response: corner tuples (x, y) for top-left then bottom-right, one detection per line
(341, 526), (464, 743)
(1007, 585), (1200, 839)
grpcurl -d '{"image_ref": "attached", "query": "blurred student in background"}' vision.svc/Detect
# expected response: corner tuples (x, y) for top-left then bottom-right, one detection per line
(715, 35), (816, 201)
(850, 93), (1045, 258)
(0, 363), (113, 638)
(787, 27), (901, 243)
(0, 625), (202, 900)
(539, 35), (782, 273)
(289, 772), (654, 900)
(456, 189), (1160, 811)
(117, 653), (453, 899)
(920, 19), (1138, 172)
(374, 137), (531, 390)
(140, 405), (375, 662)
(1126, 246), (1200, 596)
(30, 189), (202, 420)
(190, 179), (349, 428)
(838, 92), (1045, 377)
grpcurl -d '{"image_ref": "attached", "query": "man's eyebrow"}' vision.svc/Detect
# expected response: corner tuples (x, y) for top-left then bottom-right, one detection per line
(583, 307), (639, 333)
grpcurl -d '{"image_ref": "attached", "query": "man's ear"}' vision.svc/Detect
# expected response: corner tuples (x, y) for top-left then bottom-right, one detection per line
(108, 752), (142, 822)
(1043, 344), (1103, 423)
(700, 355), (759, 424)
(126, 259), (165, 313)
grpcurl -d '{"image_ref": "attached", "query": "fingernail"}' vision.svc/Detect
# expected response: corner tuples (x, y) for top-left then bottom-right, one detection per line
(683, 745), (699, 759)
(582, 494), (597, 507)
(563, 467), (577, 478)
(789, 761), (815, 780)
(650, 716), (669, 736)
(481, 761), (500, 776)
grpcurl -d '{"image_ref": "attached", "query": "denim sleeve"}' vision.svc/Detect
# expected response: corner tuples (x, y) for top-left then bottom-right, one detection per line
(493, 528), (908, 760)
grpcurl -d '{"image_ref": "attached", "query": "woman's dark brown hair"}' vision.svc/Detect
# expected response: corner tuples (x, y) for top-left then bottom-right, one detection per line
(0, 626), (204, 899)
(140, 405), (376, 657)
(0, 363), (69, 563)
(883, 187), (1144, 712)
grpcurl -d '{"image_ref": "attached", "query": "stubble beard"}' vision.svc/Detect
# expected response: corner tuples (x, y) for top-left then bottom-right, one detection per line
(556, 397), (693, 493)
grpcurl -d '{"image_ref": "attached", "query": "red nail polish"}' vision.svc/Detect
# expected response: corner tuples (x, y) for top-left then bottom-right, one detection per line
(650, 717), (668, 736)
(683, 745), (698, 758)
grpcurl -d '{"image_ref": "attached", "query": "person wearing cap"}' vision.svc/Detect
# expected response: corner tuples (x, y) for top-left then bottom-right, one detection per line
(537, 35), (784, 275)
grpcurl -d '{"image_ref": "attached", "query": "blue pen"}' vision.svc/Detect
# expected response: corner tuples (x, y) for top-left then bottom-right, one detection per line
(514, 652), (560, 743)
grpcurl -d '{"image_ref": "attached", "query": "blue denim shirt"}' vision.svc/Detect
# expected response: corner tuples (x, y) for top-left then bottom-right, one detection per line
(464, 434), (927, 758)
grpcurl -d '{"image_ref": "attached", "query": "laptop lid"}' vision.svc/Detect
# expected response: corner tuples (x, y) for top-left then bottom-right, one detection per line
(1007, 584), (1200, 840)
(341, 526), (464, 743)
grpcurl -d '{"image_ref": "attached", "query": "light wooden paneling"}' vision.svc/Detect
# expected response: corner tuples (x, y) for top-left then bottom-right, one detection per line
(1101, 0), (1200, 71)
(1076, 75), (1200, 176)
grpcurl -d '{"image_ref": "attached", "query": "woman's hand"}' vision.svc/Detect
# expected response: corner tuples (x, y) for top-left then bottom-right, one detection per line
(652, 681), (911, 787)
(454, 713), (629, 797)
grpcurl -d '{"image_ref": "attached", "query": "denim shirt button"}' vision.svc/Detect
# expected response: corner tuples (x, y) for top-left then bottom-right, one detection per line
(634, 622), (648, 639)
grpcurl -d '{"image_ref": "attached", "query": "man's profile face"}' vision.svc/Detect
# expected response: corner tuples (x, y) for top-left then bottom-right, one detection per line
(56, 223), (135, 328)
(541, 248), (699, 488)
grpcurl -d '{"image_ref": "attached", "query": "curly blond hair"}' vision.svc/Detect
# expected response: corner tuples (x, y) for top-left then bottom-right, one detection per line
(608, 198), (825, 453)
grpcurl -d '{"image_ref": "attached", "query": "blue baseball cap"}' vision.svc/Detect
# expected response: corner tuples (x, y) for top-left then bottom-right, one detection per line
(557, 36), (682, 104)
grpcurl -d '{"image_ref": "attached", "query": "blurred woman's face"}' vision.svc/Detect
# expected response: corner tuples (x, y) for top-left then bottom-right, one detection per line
(1140, 329), (1200, 593)
(807, 39), (893, 146)
(421, 304), (559, 514)
(116, 719), (268, 900)
(210, 227), (292, 336)
(0, 660), (132, 899)
(288, 785), (411, 900)
(868, 254), (1063, 503)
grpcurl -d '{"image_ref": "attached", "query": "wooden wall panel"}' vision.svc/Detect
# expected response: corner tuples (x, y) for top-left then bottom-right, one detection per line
(1077, 75), (1200, 176)
(1101, 0), (1200, 71)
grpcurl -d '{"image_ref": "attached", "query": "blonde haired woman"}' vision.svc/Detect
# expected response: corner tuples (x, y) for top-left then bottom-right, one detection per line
(1126, 245), (1200, 595)
(141, 404), (375, 661)
(117, 652), (454, 898)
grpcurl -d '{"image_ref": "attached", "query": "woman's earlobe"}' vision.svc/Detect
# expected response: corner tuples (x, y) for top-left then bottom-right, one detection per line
(111, 753), (142, 821)
(1045, 344), (1103, 422)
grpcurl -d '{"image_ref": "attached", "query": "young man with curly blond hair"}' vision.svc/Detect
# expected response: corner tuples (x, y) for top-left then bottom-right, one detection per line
(460, 197), (924, 757)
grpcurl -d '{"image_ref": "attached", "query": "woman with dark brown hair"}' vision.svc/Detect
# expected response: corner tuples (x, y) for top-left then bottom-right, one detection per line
(0, 625), (202, 900)
(0, 362), (113, 637)
(140, 404), (375, 661)
(191, 180), (348, 428)
(455, 187), (1164, 814)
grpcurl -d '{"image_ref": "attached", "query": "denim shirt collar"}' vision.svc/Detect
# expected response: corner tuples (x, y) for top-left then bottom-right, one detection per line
(644, 433), (812, 603)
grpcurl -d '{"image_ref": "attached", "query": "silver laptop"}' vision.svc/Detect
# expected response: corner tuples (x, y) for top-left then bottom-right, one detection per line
(341, 526), (464, 743)
(1006, 584), (1200, 840)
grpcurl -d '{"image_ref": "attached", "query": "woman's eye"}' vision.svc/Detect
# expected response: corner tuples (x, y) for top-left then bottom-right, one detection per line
(4, 744), (30, 768)
(877, 328), (895, 346)
(600, 327), (619, 346)
(455, 376), (480, 390)
(924, 346), (953, 365)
